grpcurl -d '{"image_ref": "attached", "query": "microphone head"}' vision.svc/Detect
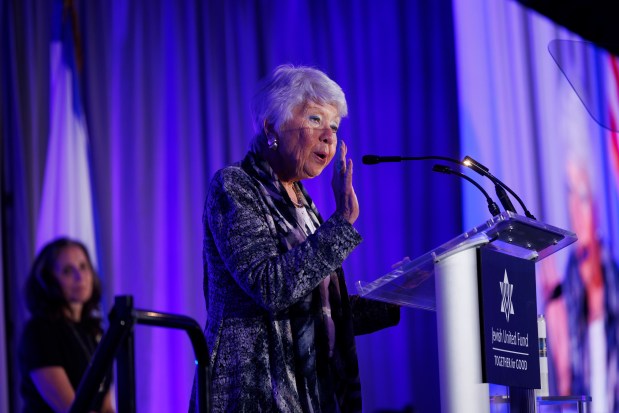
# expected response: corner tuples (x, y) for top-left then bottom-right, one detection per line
(462, 155), (490, 173)
(362, 155), (381, 165)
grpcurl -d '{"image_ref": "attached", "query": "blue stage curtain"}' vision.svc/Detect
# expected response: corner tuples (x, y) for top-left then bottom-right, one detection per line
(1, 0), (52, 412)
(3, 1), (461, 411)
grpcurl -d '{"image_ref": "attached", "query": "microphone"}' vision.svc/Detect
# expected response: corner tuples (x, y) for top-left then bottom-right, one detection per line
(432, 165), (501, 216)
(363, 153), (537, 219)
(362, 154), (463, 165)
(362, 155), (402, 164)
(462, 156), (536, 220)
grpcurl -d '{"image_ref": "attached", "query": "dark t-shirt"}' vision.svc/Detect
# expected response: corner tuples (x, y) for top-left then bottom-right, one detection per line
(18, 316), (110, 412)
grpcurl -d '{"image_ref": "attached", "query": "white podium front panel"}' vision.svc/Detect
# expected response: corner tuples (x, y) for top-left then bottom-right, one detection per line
(435, 247), (490, 413)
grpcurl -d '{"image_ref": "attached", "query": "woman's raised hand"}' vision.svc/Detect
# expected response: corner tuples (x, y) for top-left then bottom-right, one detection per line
(332, 140), (359, 224)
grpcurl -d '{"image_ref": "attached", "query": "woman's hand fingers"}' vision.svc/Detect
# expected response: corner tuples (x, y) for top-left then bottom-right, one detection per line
(335, 140), (347, 174)
(332, 140), (359, 224)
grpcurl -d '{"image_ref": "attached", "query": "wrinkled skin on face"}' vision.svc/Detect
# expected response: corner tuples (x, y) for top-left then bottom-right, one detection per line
(268, 101), (340, 183)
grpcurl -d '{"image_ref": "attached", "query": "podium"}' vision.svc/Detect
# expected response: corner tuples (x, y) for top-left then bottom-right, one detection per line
(357, 211), (577, 413)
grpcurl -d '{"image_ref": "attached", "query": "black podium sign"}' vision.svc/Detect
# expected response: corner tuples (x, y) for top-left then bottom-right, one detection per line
(478, 247), (540, 388)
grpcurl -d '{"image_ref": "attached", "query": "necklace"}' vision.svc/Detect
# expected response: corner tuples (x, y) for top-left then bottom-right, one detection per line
(291, 183), (305, 208)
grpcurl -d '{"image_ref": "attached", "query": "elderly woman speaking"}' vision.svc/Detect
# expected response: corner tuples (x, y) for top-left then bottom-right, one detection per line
(200, 64), (400, 412)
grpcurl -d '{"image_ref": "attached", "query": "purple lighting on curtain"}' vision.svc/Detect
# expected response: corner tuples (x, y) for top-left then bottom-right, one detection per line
(84, 0), (462, 411)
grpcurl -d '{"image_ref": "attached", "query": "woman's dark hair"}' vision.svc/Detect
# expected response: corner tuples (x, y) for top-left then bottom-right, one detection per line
(25, 237), (103, 335)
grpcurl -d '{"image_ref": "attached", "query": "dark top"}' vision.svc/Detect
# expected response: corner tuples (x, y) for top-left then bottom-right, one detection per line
(18, 316), (110, 413)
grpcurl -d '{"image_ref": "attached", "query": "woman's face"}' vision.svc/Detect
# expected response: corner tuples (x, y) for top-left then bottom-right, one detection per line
(273, 101), (340, 182)
(53, 245), (94, 306)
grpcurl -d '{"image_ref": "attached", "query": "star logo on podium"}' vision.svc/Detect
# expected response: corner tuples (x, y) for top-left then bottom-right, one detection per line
(500, 270), (514, 322)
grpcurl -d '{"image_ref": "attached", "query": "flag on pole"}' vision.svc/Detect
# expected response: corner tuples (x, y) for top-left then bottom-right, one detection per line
(36, 0), (97, 266)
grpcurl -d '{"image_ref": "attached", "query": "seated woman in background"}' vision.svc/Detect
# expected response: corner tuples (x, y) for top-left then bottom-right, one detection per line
(18, 237), (114, 413)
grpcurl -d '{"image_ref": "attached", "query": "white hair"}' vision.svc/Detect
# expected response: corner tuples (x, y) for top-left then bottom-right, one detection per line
(250, 64), (347, 151)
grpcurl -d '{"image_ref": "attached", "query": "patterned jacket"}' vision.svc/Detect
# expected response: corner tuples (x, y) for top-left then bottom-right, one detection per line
(199, 150), (400, 412)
